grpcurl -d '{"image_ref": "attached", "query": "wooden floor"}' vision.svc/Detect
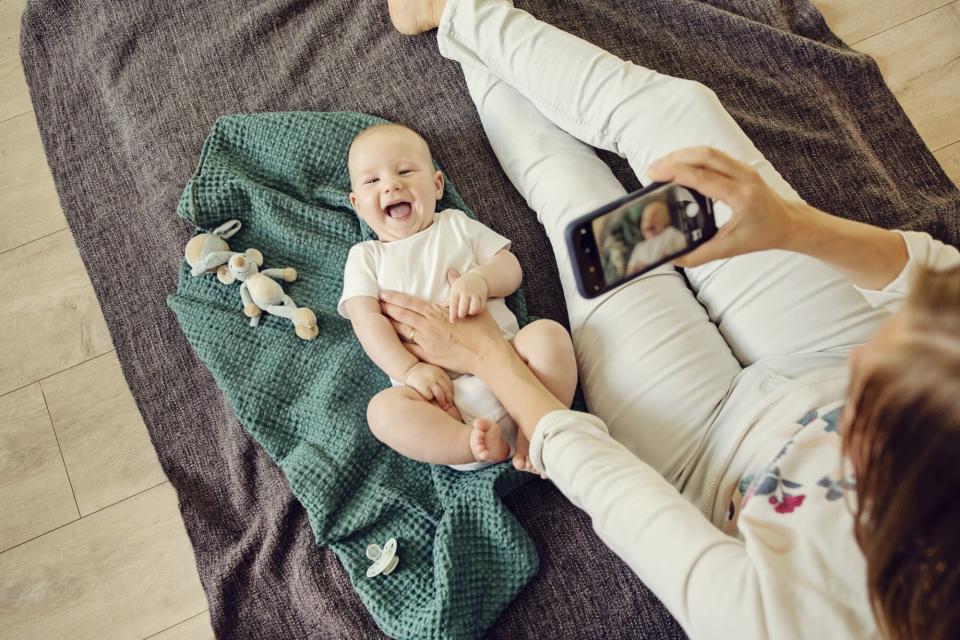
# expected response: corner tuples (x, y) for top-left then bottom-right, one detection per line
(1, 0), (958, 637)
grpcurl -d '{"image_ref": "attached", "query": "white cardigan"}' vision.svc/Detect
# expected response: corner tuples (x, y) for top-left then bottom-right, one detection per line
(528, 231), (960, 639)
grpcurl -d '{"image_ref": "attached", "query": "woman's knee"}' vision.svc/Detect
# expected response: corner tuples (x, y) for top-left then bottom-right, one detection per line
(676, 79), (722, 109)
(616, 76), (728, 154)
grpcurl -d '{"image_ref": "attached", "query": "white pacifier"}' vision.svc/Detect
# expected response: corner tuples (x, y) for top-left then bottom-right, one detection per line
(365, 538), (399, 578)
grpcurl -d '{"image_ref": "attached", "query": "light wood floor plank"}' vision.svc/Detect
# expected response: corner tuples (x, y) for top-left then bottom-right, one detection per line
(0, 384), (78, 552)
(0, 230), (114, 396)
(0, 483), (209, 640)
(145, 611), (215, 640)
(934, 140), (960, 188)
(854, 2), (960, 152)
(0, 0), (31, 121)
(0, 111), (68, 253)
(41, 352), (167, 516)
(813, 0), (953, 45)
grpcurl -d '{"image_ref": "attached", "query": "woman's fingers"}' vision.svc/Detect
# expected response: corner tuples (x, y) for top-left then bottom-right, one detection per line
(390, 319), (413, 342)
(381, 300), (427, 329)
(650, 146), (750, 182)
(650, 161), (743, 208)
(380, 290), (438, 316)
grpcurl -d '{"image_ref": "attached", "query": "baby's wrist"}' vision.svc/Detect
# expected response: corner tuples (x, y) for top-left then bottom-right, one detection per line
(401, 360), (422, 384)
(465, 269), (490, 294)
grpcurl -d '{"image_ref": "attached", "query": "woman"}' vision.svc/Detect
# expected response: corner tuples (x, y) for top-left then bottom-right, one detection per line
(384, 0), (960, 637)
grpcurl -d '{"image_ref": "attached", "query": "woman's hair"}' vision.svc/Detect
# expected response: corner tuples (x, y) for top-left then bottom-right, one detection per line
(844, 265), (960, 640)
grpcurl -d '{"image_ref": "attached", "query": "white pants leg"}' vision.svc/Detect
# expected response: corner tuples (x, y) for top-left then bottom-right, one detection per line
(438, 0), (891, 366)
(445, 19), (742, 484)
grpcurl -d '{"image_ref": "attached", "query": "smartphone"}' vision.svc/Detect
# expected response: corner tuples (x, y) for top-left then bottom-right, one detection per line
(565, 182), (716, 298)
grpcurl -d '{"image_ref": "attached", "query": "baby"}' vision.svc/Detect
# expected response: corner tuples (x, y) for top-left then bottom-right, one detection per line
(338, 123), (577, 472)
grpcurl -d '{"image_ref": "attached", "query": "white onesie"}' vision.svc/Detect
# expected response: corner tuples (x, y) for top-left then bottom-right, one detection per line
(338, 208), (520, 470)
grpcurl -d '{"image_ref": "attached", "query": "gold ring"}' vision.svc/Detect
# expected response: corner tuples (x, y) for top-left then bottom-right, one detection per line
(409, 329), (416, 342)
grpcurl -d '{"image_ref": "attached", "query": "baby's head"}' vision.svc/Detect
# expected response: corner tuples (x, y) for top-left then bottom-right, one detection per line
(348, 124), (444, 242)
(641, 201), (671, 238)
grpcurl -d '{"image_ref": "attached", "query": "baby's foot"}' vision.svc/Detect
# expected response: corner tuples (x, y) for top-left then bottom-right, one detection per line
(387, 0), (446, 35)
(470, 418), (511, 463)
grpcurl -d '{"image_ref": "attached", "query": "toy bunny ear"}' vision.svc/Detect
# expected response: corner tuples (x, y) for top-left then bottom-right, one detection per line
(213, 219), (242, 240)
(217, 265), (236, 284)
(245, 248), (264, 266)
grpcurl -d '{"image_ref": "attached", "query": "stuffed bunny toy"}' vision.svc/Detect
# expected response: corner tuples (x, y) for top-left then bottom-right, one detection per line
(184, 219), (256, 276)
(184, 219), (318, 341)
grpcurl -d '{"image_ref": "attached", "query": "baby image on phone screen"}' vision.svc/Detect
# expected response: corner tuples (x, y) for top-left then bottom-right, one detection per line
(597, 199), (688, 281)
(625, 201), (687, 273)
(338, 123), (578, 475)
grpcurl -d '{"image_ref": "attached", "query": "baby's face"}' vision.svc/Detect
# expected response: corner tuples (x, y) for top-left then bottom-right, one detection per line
(348, 125), (444, 242)
(641, 202), (671, 238)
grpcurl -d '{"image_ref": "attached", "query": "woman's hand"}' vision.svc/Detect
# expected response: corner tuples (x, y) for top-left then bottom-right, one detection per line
(379, 272), (508, 375)
(647, 146), (804, 267)
(648, 146), (908, 288)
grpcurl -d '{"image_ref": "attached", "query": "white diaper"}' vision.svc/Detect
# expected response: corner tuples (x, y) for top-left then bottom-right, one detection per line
(448, 374), (517, 472)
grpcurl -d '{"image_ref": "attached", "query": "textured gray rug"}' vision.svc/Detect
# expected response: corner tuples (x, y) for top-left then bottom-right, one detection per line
(19, 0), (959, 637)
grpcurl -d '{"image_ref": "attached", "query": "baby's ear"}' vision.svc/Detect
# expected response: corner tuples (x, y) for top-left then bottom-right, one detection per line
(434, 170), (444, 198)
(349, 192), (358, 210)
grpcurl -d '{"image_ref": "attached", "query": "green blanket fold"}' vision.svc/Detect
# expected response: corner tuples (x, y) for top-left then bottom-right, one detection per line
(167, 111), (538, 639)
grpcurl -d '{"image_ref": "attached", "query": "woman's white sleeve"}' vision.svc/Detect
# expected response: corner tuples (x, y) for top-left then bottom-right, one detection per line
(856, 231), (960, 312)
(529, 410), (771, 640)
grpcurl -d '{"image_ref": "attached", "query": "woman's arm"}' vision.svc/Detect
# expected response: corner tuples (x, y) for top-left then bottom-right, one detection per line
(378, 292), (774, 638)
(379, 293), (561, 438)
(647, 147), (909, 290)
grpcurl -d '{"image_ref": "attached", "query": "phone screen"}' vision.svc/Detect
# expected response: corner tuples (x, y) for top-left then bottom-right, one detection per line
(566, 182), (715, 298)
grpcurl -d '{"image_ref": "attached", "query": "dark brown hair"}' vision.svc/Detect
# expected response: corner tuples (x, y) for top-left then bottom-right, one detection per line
(844, 265), (960, 639)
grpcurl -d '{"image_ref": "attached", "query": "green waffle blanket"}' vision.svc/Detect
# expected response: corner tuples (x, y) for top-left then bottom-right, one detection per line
(167, 111), (538, 639)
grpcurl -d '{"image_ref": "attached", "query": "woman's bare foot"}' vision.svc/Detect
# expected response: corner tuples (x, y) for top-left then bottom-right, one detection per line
(470, 418), (511, 462)
(387, 0), (447, 35)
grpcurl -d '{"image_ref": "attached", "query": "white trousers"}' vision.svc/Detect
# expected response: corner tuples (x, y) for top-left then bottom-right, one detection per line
(438, 0), (891, 488)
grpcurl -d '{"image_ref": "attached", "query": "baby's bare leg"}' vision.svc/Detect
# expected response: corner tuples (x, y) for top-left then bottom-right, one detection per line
(367, 386), (478, 465)
(509, 319), (579, 472)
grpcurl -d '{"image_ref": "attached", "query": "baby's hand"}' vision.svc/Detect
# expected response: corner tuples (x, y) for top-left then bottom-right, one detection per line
(404, 362), (454, 409)
(447, 270), (489, 322)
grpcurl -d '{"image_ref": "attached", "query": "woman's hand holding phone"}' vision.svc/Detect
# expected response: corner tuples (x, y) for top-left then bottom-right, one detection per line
(647, 147), (804, 268)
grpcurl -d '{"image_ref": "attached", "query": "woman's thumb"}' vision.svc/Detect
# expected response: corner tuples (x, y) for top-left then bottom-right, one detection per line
(447, 268), (461, 286)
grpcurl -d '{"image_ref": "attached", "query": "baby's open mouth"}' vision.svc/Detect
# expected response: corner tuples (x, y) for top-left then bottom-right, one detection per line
(386, 202), (412, 219)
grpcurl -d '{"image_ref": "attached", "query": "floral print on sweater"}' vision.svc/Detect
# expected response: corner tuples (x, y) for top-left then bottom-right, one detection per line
(726, 400), (856, 533)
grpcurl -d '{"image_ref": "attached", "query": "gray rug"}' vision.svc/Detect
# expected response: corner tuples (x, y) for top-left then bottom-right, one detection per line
(19, 0), (959, 638)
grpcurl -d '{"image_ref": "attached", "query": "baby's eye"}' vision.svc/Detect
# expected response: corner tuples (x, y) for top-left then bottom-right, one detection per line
(365, 177), (379, 184)
(399, 170), (412, 175)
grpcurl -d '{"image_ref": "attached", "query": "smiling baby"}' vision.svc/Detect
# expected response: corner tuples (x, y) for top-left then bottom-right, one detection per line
(338, 123), (577, 473)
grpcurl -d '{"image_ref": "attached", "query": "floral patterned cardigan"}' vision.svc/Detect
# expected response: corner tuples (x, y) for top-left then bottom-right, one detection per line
(528, 231), (959, 640)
